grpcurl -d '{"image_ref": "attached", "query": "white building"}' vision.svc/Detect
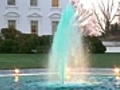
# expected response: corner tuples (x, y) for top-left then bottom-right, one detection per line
(0, 0), (69, 36)
(0, 0), (120, 53)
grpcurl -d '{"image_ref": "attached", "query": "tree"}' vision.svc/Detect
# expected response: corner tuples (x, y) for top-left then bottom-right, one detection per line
(92, 0), (119, 36)
(71, 0), (106, 53)
(71, 0), (119, 36)
(71, 0), (104, 36)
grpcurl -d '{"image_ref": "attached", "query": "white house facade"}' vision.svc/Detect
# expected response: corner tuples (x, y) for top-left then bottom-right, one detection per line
(0, 0), (69, 36)
(0, 0), (120, 53)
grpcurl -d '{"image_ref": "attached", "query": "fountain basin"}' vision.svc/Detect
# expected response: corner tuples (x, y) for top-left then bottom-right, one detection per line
(0, 68), (120, 90)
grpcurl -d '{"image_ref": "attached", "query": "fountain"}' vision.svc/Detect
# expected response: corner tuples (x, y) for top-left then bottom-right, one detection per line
(0, 0), (120, 90)
(49, 0), (90, 84)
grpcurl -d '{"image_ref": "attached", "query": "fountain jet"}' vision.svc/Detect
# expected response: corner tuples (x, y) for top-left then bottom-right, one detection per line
(49, 1), (89, 84)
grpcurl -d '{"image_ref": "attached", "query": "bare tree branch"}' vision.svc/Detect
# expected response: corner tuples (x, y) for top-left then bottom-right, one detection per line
(93, 11), (105, 31)
(93, 0), (118, 33)
(92, 4), (105, 31)
(71, 0), (118, 36)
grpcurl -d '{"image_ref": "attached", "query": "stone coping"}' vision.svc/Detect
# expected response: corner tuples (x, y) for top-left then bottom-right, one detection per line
(0, 68), (115, 76)
(102, 41), (120, 47)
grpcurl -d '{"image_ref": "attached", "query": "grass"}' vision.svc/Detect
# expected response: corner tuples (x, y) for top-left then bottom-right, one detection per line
(90, 53), (120, 68)
(0, 54), (48, 70)
(0, 53), (120, 69)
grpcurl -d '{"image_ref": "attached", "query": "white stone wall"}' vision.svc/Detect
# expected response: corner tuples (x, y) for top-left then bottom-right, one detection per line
(102, 41), (120, 53)
(106, 47), (120, 53)
(0, 0), (69, 36)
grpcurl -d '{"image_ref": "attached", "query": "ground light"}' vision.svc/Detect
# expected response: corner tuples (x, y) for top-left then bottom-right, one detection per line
(113, 68), (120, 80)
(14, 68), (20, 82)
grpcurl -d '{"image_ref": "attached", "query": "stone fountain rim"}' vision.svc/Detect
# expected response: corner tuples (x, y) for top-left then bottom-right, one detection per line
(0, 68), (116, 77)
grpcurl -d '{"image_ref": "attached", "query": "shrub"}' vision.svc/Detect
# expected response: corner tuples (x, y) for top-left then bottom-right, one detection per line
(18, 34), (39, 53)
(1, 28), (22, 39)
(38, 35), (52, 53)
(1, 39), (17, 53)
(84, 36), (106, 53)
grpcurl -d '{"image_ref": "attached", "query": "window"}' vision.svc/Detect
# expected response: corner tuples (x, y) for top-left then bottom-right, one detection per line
(52, 21), (59, 35)
(52, 0), (59, 7)
(8, 20), (16, 28)
(31, 20), (38, 34)
(7, 0), (15, 5)
(30, 0), (37, 6)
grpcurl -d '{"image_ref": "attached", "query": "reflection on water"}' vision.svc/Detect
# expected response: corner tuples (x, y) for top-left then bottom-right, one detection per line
(0, 74), (120, 90)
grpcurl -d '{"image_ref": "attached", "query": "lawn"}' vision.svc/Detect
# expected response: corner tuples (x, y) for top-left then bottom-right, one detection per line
(0, 54), (48, 70)
(90, 53), (120, 68)
(0, 53), (120, 69)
